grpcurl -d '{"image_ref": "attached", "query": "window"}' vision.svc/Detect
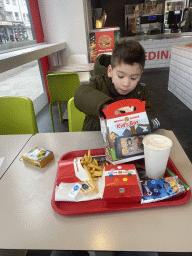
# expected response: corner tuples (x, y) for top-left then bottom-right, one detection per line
(0, 7), (3, 21)
(12, 0), (17, 5)
(23, 13), (26, 20)
(0, 0), (65, 117)
(0, 0), (55, 115)
(20, 0), (25, 6)
(14, 12), (19, 20)
(6, 12), (13, 21)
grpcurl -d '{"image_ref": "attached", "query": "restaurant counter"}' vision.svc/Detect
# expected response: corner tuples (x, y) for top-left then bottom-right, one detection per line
(121, 32), (192, 69)
(123, 32), (192, 41)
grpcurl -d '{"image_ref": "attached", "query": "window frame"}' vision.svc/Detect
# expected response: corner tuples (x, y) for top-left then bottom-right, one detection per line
(0, 0), (60, 101)
(14, 12), (19, 20)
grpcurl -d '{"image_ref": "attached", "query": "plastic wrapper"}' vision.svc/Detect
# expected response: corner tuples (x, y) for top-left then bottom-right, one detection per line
(21, 147), (54, 168)
(141, 176), (185, 204)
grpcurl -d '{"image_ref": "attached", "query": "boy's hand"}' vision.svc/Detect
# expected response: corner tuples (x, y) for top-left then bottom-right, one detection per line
(102, 104), (107, 109)
(100, 104), (109, 117)
(114, 109), (122, 115)
(115, 106), (135, 115)
(102, 105), (135, 115)
(102, 105), (123, 115)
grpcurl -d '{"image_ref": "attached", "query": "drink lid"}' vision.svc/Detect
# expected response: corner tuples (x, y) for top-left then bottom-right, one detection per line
(143, 134), (173, 150)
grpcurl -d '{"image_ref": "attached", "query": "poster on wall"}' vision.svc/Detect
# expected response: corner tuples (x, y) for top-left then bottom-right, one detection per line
(89, 27), (120, 63)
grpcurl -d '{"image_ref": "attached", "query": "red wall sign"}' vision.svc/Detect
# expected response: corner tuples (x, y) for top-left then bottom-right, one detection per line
(145, 50), (171, 61)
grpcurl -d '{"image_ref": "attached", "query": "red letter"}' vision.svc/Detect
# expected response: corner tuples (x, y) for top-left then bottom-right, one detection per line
(157, 51), (160, 59)
(149, 52), (156, 60)
(161, 50), (169, 59)
(116, 124), (120, 129)
(145, 52), (148, 61)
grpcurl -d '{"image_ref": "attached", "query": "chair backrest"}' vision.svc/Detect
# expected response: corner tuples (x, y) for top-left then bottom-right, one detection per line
(46, 72), (81, 103)
(0, 96), (38, 135)
(68, 54), (91, 83)
(68, 97), (85, 132)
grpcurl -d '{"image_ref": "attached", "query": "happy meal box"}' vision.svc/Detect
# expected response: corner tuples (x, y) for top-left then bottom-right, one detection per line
(100, 99), (152, 165)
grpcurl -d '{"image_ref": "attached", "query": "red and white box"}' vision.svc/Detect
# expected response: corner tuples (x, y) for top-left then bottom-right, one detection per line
(103, 164), (143, 203)
(100, 99), (152, 165)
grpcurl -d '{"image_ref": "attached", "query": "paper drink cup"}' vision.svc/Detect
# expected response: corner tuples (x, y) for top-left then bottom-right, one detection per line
(143, 134), (173, 179)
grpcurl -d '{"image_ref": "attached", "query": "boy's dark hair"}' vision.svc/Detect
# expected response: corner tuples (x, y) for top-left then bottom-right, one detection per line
(111, 40), (145, 69)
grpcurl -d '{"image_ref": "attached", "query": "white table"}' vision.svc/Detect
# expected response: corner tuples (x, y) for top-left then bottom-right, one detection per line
(0, 134), (32, 179)
(0, 130), (192, 252)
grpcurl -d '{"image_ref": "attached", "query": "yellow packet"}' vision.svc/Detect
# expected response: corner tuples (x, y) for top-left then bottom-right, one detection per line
(80, 180), (96, 194)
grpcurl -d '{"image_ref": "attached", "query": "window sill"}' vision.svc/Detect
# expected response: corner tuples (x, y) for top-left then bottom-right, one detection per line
(0, 42), (66, 73)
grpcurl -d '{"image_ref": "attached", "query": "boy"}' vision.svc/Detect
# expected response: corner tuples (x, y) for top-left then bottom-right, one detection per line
(74, 40), (160, 131)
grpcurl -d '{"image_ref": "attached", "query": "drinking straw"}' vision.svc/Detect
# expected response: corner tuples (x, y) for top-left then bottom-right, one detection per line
(166, 167), (190, 191)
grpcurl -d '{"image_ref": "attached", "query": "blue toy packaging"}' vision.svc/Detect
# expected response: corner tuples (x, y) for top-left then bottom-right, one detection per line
(141, 176), (186, 204)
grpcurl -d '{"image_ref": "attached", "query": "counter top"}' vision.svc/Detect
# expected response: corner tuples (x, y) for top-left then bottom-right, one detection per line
(0, 42), (66, 73)
(174, 43), (192, 51)
(122, 32), (192, 41)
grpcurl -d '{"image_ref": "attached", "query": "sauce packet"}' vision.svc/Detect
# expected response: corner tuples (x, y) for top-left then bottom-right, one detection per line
(141, 176), (185, 204)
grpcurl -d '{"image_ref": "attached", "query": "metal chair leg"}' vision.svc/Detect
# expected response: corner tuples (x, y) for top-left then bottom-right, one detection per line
(49, 103), (55, 132)
(58, 101), (63, 122)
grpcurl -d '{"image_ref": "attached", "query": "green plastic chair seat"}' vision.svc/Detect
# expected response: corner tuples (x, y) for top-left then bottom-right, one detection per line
(46, 72), (81, 132)
(0, 96), (38, 135)
(68, 97), (85, 132)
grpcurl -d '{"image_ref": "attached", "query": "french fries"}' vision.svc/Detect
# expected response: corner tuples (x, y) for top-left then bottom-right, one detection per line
(80, 150), (106, 194)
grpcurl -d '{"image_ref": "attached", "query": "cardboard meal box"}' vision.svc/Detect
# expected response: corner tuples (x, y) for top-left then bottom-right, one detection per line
(103, 164), (143, 203)
(100, 99), (152, 165)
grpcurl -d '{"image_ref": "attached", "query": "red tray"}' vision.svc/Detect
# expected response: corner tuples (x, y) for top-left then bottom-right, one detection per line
(51, 148), (191, 215)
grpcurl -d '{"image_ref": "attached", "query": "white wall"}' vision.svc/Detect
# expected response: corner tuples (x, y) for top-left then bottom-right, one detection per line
(37, 0), (88, 67)
(168, 45), (192, 110)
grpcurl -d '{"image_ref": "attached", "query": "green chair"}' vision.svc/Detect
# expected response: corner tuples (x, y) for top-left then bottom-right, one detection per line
(46, 72), (81, 132)
(0, 96), (38, 135)
(68, 97), (85, 132)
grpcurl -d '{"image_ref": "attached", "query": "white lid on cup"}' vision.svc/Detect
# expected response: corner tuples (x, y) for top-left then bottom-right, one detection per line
(143, 134), (173, 150)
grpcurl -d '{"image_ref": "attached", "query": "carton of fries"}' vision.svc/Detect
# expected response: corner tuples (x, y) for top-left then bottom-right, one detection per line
(100, 99), (152, 165)
(55, 150), (107, 202)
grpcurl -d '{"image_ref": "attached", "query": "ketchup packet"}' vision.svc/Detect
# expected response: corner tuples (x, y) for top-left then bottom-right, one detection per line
(141, 176), (185, 204)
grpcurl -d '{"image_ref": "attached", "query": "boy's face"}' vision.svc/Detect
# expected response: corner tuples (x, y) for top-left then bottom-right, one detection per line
(108, 62), (143, 95)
